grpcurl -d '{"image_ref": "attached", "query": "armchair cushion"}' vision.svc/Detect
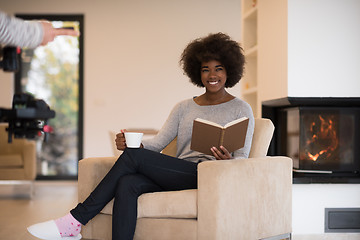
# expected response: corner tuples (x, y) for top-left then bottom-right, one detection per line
(137, 189), (197, 219)
(0, 155), (23, 167)
(101, 189), (197, 219)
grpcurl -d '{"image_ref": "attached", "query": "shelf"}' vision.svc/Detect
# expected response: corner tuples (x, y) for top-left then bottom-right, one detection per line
(242, 0), (258, 16)
(241, 93), (258, 117)
(244, 45), (258, 57)
(242, 6), (258, 52)
(243, 6), (257, 21)
(242, 0), (259, 117)
(242, 87), (258, 95)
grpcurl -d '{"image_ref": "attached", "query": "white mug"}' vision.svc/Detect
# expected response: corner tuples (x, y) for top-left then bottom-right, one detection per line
(124, 132), (143, 148)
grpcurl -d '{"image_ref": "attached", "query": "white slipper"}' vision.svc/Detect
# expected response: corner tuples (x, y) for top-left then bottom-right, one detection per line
(60, 234), (82, 240)
(27, 220), (82, 240)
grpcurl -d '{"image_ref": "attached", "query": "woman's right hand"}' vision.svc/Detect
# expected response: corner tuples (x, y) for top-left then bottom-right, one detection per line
(40, 21), (80, 46)
(115, 129), (127, 151)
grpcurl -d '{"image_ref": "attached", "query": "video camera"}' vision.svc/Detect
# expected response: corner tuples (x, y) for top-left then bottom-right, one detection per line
(0, 46), (19, 72)
(0, 93), (55, 143)
(0, 46), (56, 143)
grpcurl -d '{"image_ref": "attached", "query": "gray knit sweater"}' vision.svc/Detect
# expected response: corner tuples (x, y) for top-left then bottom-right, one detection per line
(142, 97), (254, 163)
(0, 11), (43, 48)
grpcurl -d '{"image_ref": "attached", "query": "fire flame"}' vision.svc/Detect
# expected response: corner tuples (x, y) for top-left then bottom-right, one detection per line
(305, 115), (338, 161)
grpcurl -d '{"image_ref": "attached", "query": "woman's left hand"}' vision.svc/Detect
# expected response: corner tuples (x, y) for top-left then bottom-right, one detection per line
(211, 146), (232, 160)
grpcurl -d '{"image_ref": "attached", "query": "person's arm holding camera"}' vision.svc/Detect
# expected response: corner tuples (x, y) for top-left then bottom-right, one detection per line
(39, 21), (79, 46)
(0, 10), (79, 49)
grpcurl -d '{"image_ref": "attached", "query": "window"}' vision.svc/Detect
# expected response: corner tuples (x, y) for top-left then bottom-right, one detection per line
(15, 14), (84, 179)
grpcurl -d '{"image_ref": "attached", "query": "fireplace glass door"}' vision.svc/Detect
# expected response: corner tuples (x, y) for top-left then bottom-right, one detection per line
(285, 107), (360, 174)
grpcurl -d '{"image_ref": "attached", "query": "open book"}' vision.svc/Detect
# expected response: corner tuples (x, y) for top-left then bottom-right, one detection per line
(190, 117), (249, 155)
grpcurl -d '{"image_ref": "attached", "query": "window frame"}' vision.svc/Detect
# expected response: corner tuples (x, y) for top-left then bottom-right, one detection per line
(15, 14), (84, 180)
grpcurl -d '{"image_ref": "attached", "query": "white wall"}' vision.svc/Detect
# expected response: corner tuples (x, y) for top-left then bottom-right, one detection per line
(0, 0), (242, 157)
(288, 0), (360, 97)
(292, 184), (360, 235)
(287, 0), (360, 237)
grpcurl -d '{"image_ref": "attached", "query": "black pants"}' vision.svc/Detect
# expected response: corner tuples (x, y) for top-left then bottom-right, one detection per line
(70, 148), (198, 240)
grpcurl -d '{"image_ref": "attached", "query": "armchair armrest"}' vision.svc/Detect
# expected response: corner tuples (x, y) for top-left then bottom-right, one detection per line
(78, 156), (117, 202)
(197, 157), (292, 240)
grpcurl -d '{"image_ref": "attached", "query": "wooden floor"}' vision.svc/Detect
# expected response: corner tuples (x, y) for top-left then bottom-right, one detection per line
(2, 181), (359, 240)
(0, 181), (78, 240)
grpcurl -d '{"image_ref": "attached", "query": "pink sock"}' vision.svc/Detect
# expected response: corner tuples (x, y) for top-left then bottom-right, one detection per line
(54, 213), (82, 237)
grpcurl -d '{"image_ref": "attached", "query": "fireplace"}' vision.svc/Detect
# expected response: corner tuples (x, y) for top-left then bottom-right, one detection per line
(262, 97), (360, 183)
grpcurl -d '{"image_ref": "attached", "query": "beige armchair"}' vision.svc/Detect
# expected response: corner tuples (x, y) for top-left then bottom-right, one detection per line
(78, 118), (293, 240)
(0, 123), (36, 180)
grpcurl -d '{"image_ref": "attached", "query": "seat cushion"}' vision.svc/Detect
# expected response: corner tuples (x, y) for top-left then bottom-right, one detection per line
(101, 189), (197, 219)
(0, 155), (23, 167)
(134, 218), (197, 240)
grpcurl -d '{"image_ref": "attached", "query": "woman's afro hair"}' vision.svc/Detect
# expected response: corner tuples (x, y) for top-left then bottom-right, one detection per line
(180, 32), (245, 88)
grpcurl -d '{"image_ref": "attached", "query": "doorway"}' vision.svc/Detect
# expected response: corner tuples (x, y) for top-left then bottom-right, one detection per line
(15, 14), (84, 179)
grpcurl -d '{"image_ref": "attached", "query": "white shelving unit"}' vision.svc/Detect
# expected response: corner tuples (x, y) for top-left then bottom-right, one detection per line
(241, 0), (259, 117)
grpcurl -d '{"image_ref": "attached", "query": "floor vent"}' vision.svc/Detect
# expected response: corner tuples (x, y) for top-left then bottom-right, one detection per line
(325, 208), (360, 233)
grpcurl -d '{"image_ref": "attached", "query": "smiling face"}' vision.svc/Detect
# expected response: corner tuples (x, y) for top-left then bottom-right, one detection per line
(200, 60), (227, 93)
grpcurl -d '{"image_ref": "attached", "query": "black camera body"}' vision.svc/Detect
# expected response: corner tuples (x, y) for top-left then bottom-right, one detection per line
(0, 46), (19, 72)
(0, 93), (56, 143)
